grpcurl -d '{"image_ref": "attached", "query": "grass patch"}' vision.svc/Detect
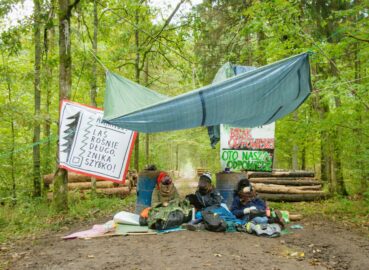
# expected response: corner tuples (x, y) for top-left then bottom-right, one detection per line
(269, 196), (369, 235)
(0, 194), (136, 244)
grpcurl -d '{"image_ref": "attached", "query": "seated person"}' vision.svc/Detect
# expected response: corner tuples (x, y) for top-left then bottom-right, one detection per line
(151, 172), (179, 208)
(147, 172), (191, 230)
(230, 178), (268, 224)
(185, 172), (223, 210)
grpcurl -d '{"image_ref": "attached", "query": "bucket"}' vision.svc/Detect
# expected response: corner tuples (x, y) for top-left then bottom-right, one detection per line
(216, 172), (248, 208)
(135, 170), (160, 214)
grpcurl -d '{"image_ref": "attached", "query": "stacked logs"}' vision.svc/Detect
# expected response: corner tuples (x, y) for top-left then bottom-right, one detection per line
(247, 170), (327, 202)
(196, 168), (209, 176)
(44, 171), (138, 199)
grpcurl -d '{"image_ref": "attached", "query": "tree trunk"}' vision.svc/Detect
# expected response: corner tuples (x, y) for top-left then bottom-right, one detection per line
(319, 98), (332, 192)
(43, 0), (56, 176)
(144, 58), (149, 165)
(33, 0), (42, 197)
(90, 0), (98, 195)
(256, 31), (266, 65)
(134, 5), (140, 172)
(292, 111), (299, 171)
(301, 145), (306, 170)
(54, 0), (80, 212)
(330, 59), (348, 196)
(176, 144), (179, 171)
(2, 52), (17, 204)
(353, 42), (368, 194)
(359, 112), (368, 194)
(90, 0), (98, 108)
(10, 113), (16, 204)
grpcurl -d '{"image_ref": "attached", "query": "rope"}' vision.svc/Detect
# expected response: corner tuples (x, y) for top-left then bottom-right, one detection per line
(73, 27), (109, 72)
(0, 134), (58, 159)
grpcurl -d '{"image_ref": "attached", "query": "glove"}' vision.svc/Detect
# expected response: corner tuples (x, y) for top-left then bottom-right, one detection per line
(243, 206), (257, 214)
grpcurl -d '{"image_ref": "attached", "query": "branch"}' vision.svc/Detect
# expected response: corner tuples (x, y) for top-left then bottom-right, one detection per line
(139, 49), (155, 71)
(346, 33), (369, 43)
(116, 62), (136, 69)
(142, 0), (186, 46)
(155, 46), (186, 75)
(81, 11), (94, 46)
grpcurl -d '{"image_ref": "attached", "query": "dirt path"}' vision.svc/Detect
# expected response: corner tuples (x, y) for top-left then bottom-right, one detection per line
(2, 216), (369, 270)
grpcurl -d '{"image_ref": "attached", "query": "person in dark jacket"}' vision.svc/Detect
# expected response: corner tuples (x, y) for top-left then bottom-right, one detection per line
(185, 173), (223, 210)
(230, 178), (268, 224)
(183, 173), (224, 231)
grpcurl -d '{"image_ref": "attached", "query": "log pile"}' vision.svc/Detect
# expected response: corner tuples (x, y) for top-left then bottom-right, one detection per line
(44, 171), (137, 199)
(247, 170), (327, 202)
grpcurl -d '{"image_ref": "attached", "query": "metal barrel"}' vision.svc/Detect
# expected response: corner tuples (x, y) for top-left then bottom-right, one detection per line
(135, 170), (160, 214)
(216, 172), (248, 208)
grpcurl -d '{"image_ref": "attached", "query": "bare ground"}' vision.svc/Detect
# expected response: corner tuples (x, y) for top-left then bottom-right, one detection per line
(1, 215), (368, 270)
(1, 179), (369, 270)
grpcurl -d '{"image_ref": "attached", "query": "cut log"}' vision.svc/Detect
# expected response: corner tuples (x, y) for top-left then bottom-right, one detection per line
(247, 171), (315, 178)
(67, 181), (115, 190)
(258, 192), (328, 202)
(44, 172), (130, 186)
(44, 173), (104, 185)
(249, 178), (322, 186)
(296, 185), (322, 191)
(249, 177), (317, 181)
(253, 183), (322, 194)
(96, 187), (131, 197)
(289, 214), (303, 221)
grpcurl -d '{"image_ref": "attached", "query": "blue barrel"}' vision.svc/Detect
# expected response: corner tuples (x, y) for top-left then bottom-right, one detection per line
(135, 170), (159, 214)
(216, 172), (248, 208)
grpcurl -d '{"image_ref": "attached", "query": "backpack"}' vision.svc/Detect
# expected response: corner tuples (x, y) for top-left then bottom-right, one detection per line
(202, 210), (227, 232)
(154, 210), (184, 230)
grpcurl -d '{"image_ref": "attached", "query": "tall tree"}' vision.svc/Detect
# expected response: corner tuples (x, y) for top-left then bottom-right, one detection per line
(90, 0), (98, 194)
(33, 0), (42, 197)
(1, 51), (17, 204)
(133, 1), (140, 172)
(43, 0), (57, 176)
(53, 0), (80, 212)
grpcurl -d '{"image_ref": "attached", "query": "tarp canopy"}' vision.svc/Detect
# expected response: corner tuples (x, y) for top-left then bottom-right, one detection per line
(207, 62), (257, 147)
(103, 53), (311, 134)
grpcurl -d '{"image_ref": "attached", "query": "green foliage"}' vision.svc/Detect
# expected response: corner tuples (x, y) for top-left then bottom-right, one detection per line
(0, 0), (368, 238)
(0, 194), (136, 244)
(270, 197), (369, 235)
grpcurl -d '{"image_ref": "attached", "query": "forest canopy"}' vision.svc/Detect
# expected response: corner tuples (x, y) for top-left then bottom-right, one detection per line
(0, 0), (368, 208)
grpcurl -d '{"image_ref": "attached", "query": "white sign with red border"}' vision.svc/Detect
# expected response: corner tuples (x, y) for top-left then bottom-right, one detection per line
(59, 100), (136, 183)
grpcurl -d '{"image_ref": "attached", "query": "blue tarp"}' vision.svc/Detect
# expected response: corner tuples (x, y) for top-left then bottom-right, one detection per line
(103, 53), (311, 133)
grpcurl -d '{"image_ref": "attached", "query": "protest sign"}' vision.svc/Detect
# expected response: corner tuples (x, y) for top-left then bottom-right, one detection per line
(220, 123), (275, 172)
(59, 100), (136, 183)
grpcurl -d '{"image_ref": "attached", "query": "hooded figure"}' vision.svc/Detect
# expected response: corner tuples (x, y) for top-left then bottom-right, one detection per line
(185, 173), (223, 210)
(230, 178), (268, 224)
(151, 172), (179, 207)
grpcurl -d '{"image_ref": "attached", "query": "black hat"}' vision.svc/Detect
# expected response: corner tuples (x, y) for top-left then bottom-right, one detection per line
(237, 178), (252, 192)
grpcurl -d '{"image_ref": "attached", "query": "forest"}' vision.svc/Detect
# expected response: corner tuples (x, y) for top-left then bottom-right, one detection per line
(0, 0), (368, 264)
